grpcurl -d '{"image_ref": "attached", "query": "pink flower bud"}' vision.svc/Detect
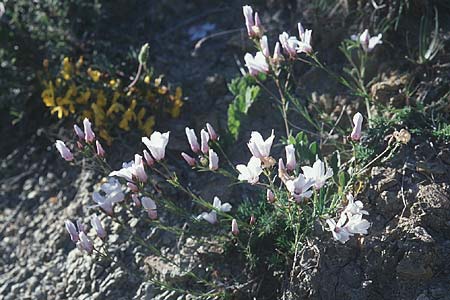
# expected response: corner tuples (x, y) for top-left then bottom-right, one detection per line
(73, 124), (85, 140)
(208, 149), (219, 170)
(231, 219), (239, 236)
(285, 144), (296, 171)
(91, 214), (106, 239)
(76, 219), (85, 233)
(143, 150), (154, 167)
(206, 123), (218, 141)
(65, 220), (79, 242)
(127, 182), (139, 192)
(260, 35), (270, 57)
(185, 127), (200, 153)
(249, 215), (256, 225)
(132, 194), (141, 207)
(83, 118), (95, 143)
(181, 152), (196, 166)
(96, 140), (105, 157)
(141, 196), (157, 220)
(350, 112), (363, 141)
(243, 5), (255, 37)
(266, 189), (275, 203)
(77, 141), (83, 149)
(200, 129), (210, 154)
(133, 154), (147, 183)
(273, 42), (283, 63)
(78, 231), (93, 254)
(55, 140), (74, 161)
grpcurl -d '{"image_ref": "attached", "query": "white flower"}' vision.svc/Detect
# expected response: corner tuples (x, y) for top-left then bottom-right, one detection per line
(142, 131), (170, 161)
(242, 5), (263, 38)
(359, 29), (382, 52)
(236, 156), (263, 184)
(297, 23), (312, 54)
(260, 35), (270, 57)
(198, 196), (232, 224)
(77, 231), (93, 254)
(91, 178), (124, 215)
(279, 32), (299, 59)
(345, 214), (370, 235)
(350, 112), (363, 141)
(65, 220), (79, 242)
(301, 159), (333, 189)
(273, 42), (283, 63)
(83, 118), (95, 143)
(247, 130), (274, 159)
(342, 194), (369, 217)
(109, 154), (147, 183)
(285, 144), (296, 171)
(91, 214), (106, 239)
(285, 174), (314, 201)
(185, 127), (200, 153)
(206, 123), (218, 141)
(208, 149), (219, 170)
(200, 129), (210, 154)
(55, 140), (74, 161)
(244, 51), (269, 76)
(326, 214), (351, 244)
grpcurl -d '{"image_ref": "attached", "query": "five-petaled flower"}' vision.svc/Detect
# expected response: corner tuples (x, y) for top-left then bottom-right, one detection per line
(198, 196), (232, 224)
(244, 51), (269, 76)
(236, 156), (263, 184)
(285, 174), (314, 201)
(301, 159), (333, 190)
(142, 131), (170, 161)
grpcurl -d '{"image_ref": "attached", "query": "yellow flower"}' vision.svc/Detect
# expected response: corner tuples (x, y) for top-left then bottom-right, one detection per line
(96, 90), (107, 107)
(154, 75), (163, 87)
(87, 68), (101, 82)
(109, 79), (120, 90)
(82, 110), (93, 120)
(99, 129), (113, 146)
(106, 102), (125, 117)
(169, 87), (183, 118)
(158, 85), (168, 95)
(118, 100), (137, 131)
(140, 116), (155, 136)
(91, 103), (106, 127)
(112, 91), (121, 103)
(51, 106), (69, 119)
(76, 89), (91, 104)
(41, 81), (55, 107)
(137, 107), (146, 126)
(76, 56), (84, 69)
(144, 75), (151, 84)
(61, 57), (72, 80)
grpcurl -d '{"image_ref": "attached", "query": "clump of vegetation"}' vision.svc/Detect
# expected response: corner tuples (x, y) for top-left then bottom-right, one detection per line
(41, 53), (183, 144)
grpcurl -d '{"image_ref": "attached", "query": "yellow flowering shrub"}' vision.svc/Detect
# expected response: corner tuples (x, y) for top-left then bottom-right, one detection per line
(41, 56), (183, 144)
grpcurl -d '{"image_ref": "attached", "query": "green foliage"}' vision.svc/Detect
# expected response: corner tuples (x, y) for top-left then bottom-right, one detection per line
(284, 131), (320, 165)
(227, 75), (261, 140)
(432, 123), (450, 142)
(416, 7), (443, 64)
(0, 0), (102, 122)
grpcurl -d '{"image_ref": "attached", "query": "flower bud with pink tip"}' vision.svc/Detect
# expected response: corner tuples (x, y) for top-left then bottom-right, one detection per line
(132, 154), (147, 183)
(78, 231), (93, 254)
(141, 196), (157, 220)
(260, 35), (270, 57)
(74, 124), (85, 140)
(143, 150), (154, 167)
(231, 219), (239, 236)
(91, 214), (106, 239)
(350, 112), (363, 141)
(83, 118), (95, 143)
(206, 123), (218, 141)
(55, 140), (74, 161)
(249, 215), (256, 225)
(181, 152), (196, 166)
(185, 127), (200, 153)
(208, 149), (219, 170)
(132, 194), (141, 207)
(200, 129), (210, 154)
(127, 182), (139, 192)
(266, 189), (275, 203)
(96, 140), (105, 157)
(65, 220), (79, 242)
(285, 144), (296, 171)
